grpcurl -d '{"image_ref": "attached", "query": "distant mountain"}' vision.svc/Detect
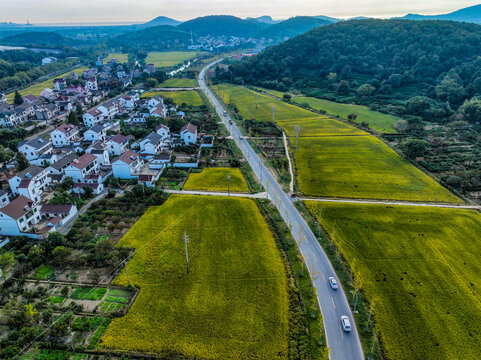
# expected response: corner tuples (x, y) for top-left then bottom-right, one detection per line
(141, 16), (181, 28)
(0, 31), (83, 46)
(258, 16), (331, 40)
(177, 15), (268, 37)
(314, 15), (340, 23)
(246, 15), (281, 24)
(348, 16), (372, 20)
(398, 4), (481, 24)
(109, 25), (193, 51)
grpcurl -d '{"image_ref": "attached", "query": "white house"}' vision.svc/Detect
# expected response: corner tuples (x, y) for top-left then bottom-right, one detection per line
(47, 153), (77, 176)
(150, 104), (167, 118)
(180, 123), (198, 145)
(9, 165), (50, 199)
(0, 195), (41, 236)
(83, 108), (103, 127)
(40, 204), (78, 230)
(40, 88), (55, 100)
(73, 182), (104, 195)
(35, 104), (58, 121)
(83, 123), (107, 142)
(64, 153), (99, 183)
(139, 132), (163, 155)
(112, 150), (143, 179)
(106, 134), (129, 156)
(150, 154), (171, 169)
(85, 77), (98, 91)
(119, 94), (137, 111)
(0, 111), (19, 127)
(17, 137), (52, 161)
(0, 190), (9, 208)
(86, 141), (110, 165)
(51, 124), (80, 147)
(53, 78), (66, 92)
(17, 178), (41, 203)
(156, 124), (170, 139)
(98, 99), (121, 119)
(148, 95), (163, 109)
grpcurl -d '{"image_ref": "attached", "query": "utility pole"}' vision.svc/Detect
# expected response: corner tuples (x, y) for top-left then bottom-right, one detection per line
(124, 259), (130, 287)
(184, 232), (190, 274)
(227, 174), (231, 196)
(272, 105), (276, 122)
(365, 302), (374, 331)
(296, 124), (300, 150)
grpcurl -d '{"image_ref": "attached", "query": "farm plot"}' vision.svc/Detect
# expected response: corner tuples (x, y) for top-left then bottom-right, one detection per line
(7, 67), (88, 101)
(100, 195), (289, 359)
(146, 51), (197, 68)
(141, 90), (203, 106)
(277, 117), (366, 137)
(183, 167), (249, 192)
(305, 201), (481, 360)
(160, 78), (197, 88)
(104, 53), (129, 63)
(295, 135), (460, 202)
(292, 97), (401, 133)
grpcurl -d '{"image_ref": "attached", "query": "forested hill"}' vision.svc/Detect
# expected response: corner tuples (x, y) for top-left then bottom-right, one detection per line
(226, 19), (481, 119)
(258, 16), (331, 40)
(177, 15), (267, 37)
(0, 32), (84, 46)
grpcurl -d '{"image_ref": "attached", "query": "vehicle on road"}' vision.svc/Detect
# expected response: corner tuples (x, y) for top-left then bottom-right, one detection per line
(341, 316), (352, 332)
(290, 193), (297, 198)
(223, 111), (228, 116)
(329, 277), (339, 289)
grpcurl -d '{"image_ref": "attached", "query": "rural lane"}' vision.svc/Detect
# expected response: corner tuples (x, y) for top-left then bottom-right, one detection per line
(199, 59), (364, 360)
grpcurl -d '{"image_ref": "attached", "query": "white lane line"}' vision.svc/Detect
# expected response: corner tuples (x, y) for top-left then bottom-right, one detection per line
(340, 326), (344, 340)
(322, 273), (326, 283)
(331, 296), (336, 309)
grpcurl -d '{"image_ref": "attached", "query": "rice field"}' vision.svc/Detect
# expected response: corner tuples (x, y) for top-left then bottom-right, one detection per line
(183, 167), (249, 192)
(100, 195), (289, 359)
(141, 90), (203, 106)
(305, 201), (481, 360)
(146, 51), (198, 68)
(160, 78), (198, 88)
(104, 53), (129, 63)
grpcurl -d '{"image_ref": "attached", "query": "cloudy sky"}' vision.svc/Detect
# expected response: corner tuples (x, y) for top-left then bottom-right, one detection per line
(1, 0), (480, 24)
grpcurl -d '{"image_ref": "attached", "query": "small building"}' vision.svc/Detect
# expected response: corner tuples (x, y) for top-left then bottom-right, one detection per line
(64, 153), (99, 183)
(72, 182), (104, 195)
(35, 104), (58, 121)
(40, 204), (78, 227)
(41, 57), (57, 65)
(112, 150), (143, 179)
(9, 165), (50, 199)
(85, 77), (98, 91)
(106, 134), (128, 156)
(51, 124), (79, 147)
(47, 152), (77, 176)
(22, 94), (37, 104)
(180, 123), (198, 145)
(82, 108), (103, 127)
(0, 195), (41, 236)
(156, 124), (170, 139)
(98, 99), (121, 119)
(53, 78), (66, 92)
(139, 132), (163, 155)
(40, 88), (55, 100)
(17, 137), (52, 161)
(83, 123), (107, 142)
(150, 154), (171, 169)
(0, 111), (19, 127)
(86, 141), (110, 165)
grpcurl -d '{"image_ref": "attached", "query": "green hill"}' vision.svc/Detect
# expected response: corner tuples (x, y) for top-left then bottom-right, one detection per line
(177, 15), (267, 37)
(258, 16), (330, 40)
(0, 31), (83, 46)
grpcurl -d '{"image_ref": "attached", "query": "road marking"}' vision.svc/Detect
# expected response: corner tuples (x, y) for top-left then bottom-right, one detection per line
(322, 273), (326, 283)
(331, 297), (336, 309)
(340, 326), (344, 339)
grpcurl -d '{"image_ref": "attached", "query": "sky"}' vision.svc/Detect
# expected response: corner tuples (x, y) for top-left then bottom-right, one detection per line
(1, 0), (480, 24)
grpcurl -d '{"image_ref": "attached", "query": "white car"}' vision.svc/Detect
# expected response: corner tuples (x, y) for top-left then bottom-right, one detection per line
(341, 315), (352, 332)
(329, 277), (339, 289)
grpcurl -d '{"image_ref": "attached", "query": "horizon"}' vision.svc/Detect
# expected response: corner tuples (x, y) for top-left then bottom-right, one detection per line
(0, 0), (480, 25)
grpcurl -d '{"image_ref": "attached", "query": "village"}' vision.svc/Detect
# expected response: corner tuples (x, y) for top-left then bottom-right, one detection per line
(0, 56), (214, 239)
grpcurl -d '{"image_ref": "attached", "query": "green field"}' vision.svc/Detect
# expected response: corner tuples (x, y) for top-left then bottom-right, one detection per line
(141, 90), (203, 106)
(278, 117), (366, 137)
(70, 287), (107, 301)
(146, 51), (197, 68)
(305, 201), (481, 360)
(292, 97), (401, 133)
(296, 135), (460, 202)
(104, 53), (129, 63)
(252, 86), (287, 98)
(100, 195), (289, 359)
(7, 66), (88, 102)
(184, 167), (249, 192)
(160, 78), (198, 88)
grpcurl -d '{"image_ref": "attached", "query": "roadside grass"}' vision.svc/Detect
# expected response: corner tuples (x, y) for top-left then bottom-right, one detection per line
(292, 97), (400, 133)
(183, 167), (249, 192)
(141, 90), (203, 106)
(104, 53), (129, 63)
(7, 67), (88, 101)
(160, 78), (197, 88)
(146, 51), (197, 68)
(305, 201), (481, 360)
(100, 195), (290, 359)
(295, 135), (460, 202)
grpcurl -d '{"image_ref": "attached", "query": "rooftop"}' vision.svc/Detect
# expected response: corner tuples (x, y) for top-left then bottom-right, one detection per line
(0, 195), (35, 220)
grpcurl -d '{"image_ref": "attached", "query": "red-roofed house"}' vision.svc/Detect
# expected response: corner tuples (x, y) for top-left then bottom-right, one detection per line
(112, 150), (143, 179)
(106, 134), (129, 156)
(50, 124), (80, 147)
(82, 108), (103, 127)
(180, 123), (198, 145)
(0, 195), (40, 235)
(40, 203), (78, 226)
(64, 153), (99, 182)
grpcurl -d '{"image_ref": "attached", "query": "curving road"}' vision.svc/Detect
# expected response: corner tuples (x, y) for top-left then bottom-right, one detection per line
(199, 60), (364, 360)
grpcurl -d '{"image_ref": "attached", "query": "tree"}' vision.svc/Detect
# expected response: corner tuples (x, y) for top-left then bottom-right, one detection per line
(337, 80), (350, 95)
(282, 93), (291, 101)
(356, 84), (375, 98)
(67, 111), (79, 126)
(75, 104), (84, 118)
(51, 246), (72, 266)
(120, 118), (126, 133)
(0, 145), (12, 167)
(460, 98), (481, 123)
(15, 151), (29, 171)
(144, 78), (158, 88)
(402, 139), (430, 159)
(13, 91), (23, 105)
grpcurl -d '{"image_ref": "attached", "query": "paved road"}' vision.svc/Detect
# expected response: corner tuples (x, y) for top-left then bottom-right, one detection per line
(165, 189), (267, 198)
(199, 60), (364, 360)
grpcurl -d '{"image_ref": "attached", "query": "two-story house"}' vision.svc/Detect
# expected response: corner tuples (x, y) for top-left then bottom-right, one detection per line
(9, 165), (50, 200)
(83, 108), (103, 127)
(86, 141), (110, 165)
(106, 134), (128, 156)
(0, 111), (19, 127)
(17, 137), (53, 161)
(51, 124), (80, 147)
(0, 195), (41, 236)
(98, 99), (121, 119)
(156, 124), (170, 139)
(64, 153), (99, 183)
(35, 103), (58, 121)
(112, 150), (143, 179)
(139, 132), (163, 155)
(83, 123), (108, 142)
(180, 123), (198, 145)
(85, 77), (98, 91)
